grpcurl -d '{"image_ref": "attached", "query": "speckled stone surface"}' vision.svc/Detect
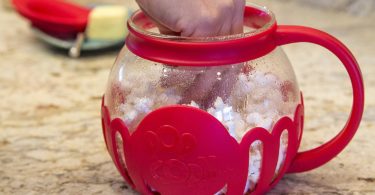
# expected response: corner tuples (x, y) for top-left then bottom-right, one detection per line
(0, 1), (374, 194)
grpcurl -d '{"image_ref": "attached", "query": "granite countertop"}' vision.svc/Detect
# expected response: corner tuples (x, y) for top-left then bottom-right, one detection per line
(0, 1), (374, 194)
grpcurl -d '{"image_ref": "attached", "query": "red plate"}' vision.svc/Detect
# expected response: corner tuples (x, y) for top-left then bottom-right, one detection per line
(12, 0), (91, 39)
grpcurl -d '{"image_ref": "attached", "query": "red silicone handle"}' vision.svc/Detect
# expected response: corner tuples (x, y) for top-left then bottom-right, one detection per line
(275, 25), (364, 173)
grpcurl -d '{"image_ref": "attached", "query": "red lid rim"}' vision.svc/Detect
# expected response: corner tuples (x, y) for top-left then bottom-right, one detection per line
(128, 3), (276, 43)
(125, 3), (278, 66)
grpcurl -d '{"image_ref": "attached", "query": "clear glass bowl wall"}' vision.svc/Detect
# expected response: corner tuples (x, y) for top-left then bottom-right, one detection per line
(104, 45), (300, 192)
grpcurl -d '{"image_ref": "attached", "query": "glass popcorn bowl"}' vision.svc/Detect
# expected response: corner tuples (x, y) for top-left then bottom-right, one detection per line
(101, 3), (364, 195)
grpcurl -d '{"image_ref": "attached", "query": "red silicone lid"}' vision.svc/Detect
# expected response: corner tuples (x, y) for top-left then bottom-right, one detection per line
(125, 4), (278, 66)
(12, 0), (90, 39)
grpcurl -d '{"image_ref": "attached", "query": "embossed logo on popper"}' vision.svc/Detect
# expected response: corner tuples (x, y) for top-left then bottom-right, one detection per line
(143, 125), (228, 184)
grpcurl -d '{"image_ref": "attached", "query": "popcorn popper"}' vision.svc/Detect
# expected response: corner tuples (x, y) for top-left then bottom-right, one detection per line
(101, 3), (365, 195)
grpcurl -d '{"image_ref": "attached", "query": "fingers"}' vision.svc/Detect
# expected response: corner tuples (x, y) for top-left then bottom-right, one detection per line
(231, 0), (245, 34)
(160, 66), (198, 89)
(212, 64), (243, 102)
(136, 0), (187, 33)
(136, 0), (246, 108)
(136, 0), (245, 37)
(177, 0), (239, 107)
(173, 0), (245, 108)
(138, 6), (180, 35)
(179, 67), (224, 107)
(179, 63), (243, 109)
(179, 0), (236, 37)
(202, 0), (244, 106)
(154, 21), (180, 36)
(217, 6), (235, 36)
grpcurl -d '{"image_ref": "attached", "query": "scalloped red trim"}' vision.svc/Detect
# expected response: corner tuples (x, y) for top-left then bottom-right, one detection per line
(101, 96), (304, 195)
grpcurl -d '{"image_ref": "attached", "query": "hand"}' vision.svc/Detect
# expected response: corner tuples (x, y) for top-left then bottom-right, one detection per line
(136, 0), (246, 108)
(136, 0), (245, 36)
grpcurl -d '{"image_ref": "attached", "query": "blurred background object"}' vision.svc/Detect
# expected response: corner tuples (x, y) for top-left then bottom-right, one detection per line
(67, 0), (138, 11)
(2, 0), (13, 10)
(300, 0), (375, 15)
(10, 0), (138, 57)
(270, 0), (375, 16)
